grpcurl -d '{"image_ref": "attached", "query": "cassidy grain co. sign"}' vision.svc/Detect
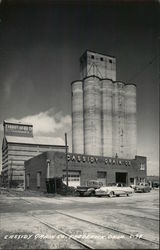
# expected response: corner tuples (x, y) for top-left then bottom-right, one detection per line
(67, 154), (131, 166)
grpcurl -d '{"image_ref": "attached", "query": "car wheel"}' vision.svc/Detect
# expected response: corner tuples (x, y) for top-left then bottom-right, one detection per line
(90, 192), (95, 197)
(109, 191), (114, 198)
(74, 191), (79, 197)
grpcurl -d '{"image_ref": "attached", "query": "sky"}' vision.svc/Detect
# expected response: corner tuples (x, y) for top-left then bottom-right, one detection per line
(0, 0), (159, 175)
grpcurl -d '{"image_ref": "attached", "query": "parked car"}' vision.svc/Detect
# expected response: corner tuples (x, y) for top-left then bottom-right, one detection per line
(75, 180), (103, 197)
(134, 183), (151, 193)
(95, 183), (134, 197)
(152, 182), (159, 188)
(130, 184), (136, 189)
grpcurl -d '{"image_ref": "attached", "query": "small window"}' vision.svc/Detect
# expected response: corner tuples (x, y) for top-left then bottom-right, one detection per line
(97, 171), (106, 178)
(100, 57), (103, 61)
(91, 55), (94, 59)
(109, 59), (112, 63)
(37, 172), (41, 188)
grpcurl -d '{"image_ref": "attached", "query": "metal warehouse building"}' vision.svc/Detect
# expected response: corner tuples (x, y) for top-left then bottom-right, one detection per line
(25, 151), (146, 192)
(2, 121), (66, 187)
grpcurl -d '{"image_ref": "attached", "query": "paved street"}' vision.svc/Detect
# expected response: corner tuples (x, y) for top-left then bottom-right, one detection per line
(0, 189), (159, 249)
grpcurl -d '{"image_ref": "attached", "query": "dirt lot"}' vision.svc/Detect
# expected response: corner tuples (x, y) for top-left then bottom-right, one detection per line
(0, 188), (159, 249)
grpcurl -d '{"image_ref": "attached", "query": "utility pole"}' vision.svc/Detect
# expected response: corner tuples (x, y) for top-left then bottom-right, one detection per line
(46, 159), (50, 179)
(65, 133), (69, 190)
(46, 159), (53, 193)
(23, 167), (25, 190)
(10, 159), (13, 188)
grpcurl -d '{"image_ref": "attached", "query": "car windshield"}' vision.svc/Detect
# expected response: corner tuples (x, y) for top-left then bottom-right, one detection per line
(117, 183), (126, 187)
(107, 183), (116, 186)
(87, 181), (103, 186)
(106, 183), (126, 187)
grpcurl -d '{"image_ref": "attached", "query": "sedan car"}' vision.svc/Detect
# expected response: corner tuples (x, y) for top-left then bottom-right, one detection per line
(134, 183), (151, 193)
(95, 183), (134, 198)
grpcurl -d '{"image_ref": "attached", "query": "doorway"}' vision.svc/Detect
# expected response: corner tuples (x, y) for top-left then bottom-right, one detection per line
(116, 172), (128, 185)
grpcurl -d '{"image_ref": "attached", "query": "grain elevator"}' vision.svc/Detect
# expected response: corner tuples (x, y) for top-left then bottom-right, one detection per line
(24, 50), (146, 190)
(71, 50), (137, 159)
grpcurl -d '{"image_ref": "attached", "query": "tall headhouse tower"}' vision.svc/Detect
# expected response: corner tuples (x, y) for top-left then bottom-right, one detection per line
(80, 50), (116, 80)
(71, 50), (137, 159)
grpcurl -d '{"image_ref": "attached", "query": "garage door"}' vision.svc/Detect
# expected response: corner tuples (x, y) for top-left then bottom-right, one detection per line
(63, 171), (80, 187)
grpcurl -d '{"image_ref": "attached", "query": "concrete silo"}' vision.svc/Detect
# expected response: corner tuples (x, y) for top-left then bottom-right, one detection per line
(125, 84), (137, 159)
(101, 79), (113, 157)
(112, 82), (126, 158)
(71, 80), (84, 154)
(71, 50), (137, 160)
(83, 76), (102, 155)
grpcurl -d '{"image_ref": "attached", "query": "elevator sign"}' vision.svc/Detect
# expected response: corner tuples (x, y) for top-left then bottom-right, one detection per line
(67, 154), (131, 166)
(67, 154), (98, 163)
(4, 121), (33, 137)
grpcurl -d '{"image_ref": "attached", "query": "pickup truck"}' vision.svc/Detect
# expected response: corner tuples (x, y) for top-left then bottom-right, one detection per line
(75, 180), (103, 197)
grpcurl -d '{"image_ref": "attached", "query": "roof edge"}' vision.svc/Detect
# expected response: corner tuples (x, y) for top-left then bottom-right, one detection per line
(80, 49), (116, 59)
(3, 120), (33, 127)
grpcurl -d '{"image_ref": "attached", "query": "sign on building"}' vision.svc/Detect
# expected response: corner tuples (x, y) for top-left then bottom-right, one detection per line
(4, 121), (33, 137)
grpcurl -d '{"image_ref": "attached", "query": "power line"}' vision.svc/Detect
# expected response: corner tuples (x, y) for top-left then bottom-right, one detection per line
(128, 55), (158, 82)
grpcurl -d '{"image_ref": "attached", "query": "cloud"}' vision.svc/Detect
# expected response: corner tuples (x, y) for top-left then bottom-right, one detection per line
(8, 108), (72, 138)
